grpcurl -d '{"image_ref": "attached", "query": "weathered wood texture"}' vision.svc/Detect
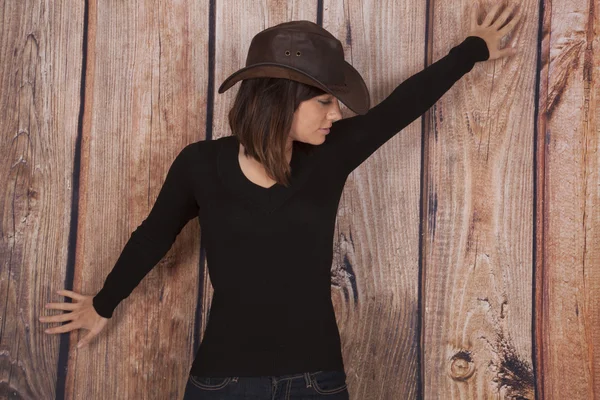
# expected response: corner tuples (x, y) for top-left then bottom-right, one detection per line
(64, 1), (209, 399)
(0, 2), (86, 399)
(1, 0), (598, 399)
(536, 0), (600, 398)
(421, 0), (539, 398)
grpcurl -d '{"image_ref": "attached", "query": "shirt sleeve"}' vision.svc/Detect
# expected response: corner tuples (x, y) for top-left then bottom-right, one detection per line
(92, 143), (200, 318)
(325, 36), (489, 176)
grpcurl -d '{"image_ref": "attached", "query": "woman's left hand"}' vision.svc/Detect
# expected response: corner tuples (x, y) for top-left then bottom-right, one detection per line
(469, 1), (524, 61)
(39, 289), (109, 349)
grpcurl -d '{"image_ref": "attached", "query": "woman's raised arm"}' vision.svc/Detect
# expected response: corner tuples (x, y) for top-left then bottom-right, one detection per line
(325, 2), (523, 176)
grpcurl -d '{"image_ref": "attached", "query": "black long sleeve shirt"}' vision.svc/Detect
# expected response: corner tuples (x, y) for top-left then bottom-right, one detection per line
(92, 36), (489, 377)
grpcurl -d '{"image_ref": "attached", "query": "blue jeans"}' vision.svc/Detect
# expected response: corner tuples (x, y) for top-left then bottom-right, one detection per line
(182, 370), (350, 399)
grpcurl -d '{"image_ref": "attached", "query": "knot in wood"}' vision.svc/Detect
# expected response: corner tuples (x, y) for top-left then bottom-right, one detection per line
(448, 351), (475, 381)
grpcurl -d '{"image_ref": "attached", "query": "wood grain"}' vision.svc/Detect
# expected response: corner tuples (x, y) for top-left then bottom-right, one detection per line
(423, 0), (536, 398)
(0, 1), (85, 399)
(537, 0), (600, 398)
(325, 0), (425, 398)
(1, 0), (599, 399)
(64, 1), (208, 399)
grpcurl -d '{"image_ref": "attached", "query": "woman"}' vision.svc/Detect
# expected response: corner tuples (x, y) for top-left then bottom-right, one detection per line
(40, 3), (522, 399)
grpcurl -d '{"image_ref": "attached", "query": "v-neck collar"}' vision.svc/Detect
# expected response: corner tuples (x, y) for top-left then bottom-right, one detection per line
(217, 135), (323, 214)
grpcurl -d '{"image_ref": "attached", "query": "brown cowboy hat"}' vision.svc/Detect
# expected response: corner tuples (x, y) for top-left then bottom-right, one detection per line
(218, 20), (371, 115)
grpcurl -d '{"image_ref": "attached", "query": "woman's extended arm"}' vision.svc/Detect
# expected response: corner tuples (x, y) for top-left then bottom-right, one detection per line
(92, 143), (200, 318)
(40, 144), (200, 347)
(325, 2), (522, 176)
(326, 36), (489, 175)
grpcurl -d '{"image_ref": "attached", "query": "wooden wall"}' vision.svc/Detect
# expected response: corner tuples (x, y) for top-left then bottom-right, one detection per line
(1, 0), (598, 399)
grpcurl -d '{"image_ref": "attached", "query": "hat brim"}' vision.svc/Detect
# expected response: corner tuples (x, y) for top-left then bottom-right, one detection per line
(217, 61), (370, 115)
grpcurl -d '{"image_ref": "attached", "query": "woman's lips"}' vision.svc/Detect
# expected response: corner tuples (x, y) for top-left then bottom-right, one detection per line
(320, 128), (330, 134)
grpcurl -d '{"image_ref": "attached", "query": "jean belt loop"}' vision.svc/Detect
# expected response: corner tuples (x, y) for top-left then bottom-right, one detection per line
(304, 372), (312, 388)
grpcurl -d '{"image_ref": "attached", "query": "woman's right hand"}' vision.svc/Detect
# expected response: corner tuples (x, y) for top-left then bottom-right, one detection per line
(469, 1), (524, 61)
(39, 289), (109, 348)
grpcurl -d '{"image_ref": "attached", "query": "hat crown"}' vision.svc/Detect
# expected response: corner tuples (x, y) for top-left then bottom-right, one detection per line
(217, 19), (370, 115)
(245, 20), (346, 84)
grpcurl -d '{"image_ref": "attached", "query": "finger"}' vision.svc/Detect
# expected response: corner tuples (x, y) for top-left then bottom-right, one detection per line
(482, 1), (504, 27)
(471, 3), (480, 29)
(498, 46), (518, 58)
(77, 329), (99, 349)
(44, 321), (80, 334)
(45, 302), (78, 311)
(491, 2), (518, 29)
(57, 289), (85, 301)
(40, 311), (77, 323)
(499, 10), (523, 36)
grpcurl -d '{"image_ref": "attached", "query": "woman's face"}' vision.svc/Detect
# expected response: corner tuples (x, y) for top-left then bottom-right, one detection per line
(289, 93), (343, 145)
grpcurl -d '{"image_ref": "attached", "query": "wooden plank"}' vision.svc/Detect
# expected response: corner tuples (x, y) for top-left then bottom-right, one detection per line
(424, 1), (535, 398)
(2, 0), (597, 398)
(324, 1), (427, 398)
(0, 1), (84, 398)
(537, 0), (600, 397)
(64, 1), (209, 399)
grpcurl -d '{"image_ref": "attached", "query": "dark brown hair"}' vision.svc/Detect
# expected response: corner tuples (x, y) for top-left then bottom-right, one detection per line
(227, 77), (328, 188)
